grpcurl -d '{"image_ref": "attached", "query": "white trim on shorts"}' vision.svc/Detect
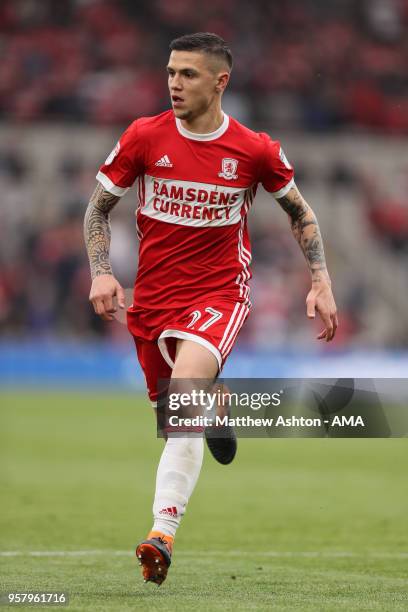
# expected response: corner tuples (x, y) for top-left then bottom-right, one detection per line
(157, 329), (222, 372)
(218, 302), (250, 357)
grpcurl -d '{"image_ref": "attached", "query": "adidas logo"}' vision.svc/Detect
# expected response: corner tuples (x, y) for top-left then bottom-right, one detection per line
(155, 155), (173, 168)
(159, 506), (178, 517)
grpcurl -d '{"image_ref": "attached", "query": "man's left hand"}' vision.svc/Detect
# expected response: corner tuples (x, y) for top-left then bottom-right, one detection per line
(306, 279), (338, 342)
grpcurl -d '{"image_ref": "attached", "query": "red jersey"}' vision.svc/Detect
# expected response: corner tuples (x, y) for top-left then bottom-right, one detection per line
(97, 110), (294, 310)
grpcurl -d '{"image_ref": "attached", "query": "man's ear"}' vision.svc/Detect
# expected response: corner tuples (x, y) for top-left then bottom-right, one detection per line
(215, 71), (230, 93)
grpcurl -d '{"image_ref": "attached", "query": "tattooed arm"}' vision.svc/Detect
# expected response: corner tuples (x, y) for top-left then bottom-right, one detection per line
(84, 182), (125, 321)
(276, 185), (338, 341)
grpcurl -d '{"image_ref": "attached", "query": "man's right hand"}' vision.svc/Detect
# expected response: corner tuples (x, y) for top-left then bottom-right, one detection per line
(89, 274), (125, 321)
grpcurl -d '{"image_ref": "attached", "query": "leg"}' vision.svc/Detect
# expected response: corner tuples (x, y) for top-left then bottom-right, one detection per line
(138, 340), (218, 584)
(151, 340), (218, 534)
(136, 298), (250, 583)
(173, 338), (219, 378)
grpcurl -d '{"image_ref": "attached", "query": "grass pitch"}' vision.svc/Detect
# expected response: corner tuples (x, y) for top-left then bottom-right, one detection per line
(1, 391), (407, 611)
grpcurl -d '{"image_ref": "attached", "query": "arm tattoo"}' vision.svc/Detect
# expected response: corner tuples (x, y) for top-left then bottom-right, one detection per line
(277, 188), (328, 281)
(84, 183), (120, 279)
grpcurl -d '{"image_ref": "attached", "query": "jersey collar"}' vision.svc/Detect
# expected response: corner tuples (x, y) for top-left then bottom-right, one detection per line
(175, 112), (229, 141)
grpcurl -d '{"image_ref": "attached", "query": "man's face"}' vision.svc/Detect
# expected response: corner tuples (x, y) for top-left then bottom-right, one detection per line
(167, 50), (228, 121)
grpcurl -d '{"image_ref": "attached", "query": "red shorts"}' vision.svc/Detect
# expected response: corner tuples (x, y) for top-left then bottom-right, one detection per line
(127, 298), (251, 403)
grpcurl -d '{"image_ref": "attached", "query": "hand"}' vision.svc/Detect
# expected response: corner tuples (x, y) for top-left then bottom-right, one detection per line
(89, 274), (125, 322)
(306, 277), (338, 342)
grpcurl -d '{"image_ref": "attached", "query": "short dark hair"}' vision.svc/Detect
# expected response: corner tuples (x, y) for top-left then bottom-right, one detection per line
(169, 32), (233, 70)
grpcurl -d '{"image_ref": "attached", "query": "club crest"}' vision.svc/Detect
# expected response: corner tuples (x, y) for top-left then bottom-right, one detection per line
(218, 158), (238, 180)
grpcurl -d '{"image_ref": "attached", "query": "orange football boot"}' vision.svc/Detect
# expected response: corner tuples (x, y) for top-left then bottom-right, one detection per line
(136, 530), (174, 586)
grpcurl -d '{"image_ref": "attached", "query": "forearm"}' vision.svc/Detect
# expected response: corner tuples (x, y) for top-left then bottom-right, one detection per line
(292, 207), (329, 283)
(277, 188), (330, 283)
(276, 185), (337, 340)
(84, 183), (120, 280)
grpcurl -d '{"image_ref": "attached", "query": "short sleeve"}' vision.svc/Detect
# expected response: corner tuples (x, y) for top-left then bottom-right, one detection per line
(258, 133), (295, 199)
(96, 120), (144, 197)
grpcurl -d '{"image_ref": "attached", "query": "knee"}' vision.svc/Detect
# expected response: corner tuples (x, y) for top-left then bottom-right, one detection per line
(166, 435), (203, 461)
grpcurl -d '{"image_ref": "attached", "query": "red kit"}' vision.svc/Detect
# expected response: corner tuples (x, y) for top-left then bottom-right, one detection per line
(97, 110), (294, 400)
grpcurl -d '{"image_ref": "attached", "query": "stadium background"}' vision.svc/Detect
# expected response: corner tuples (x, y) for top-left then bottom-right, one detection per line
(1, 0), (408, 385)
(1, 1), (407, 610)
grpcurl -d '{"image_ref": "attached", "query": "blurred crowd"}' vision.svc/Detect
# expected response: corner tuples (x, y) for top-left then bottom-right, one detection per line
(0, 0), (407, 132)
(1, 136), (407, 349)
(1, 0), (407, 350)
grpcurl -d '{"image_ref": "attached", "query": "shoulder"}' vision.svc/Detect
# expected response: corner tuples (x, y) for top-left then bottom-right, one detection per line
(132, 110), (174, 137)
(117, 110), (174, 153)
(227, 116), (278, 157)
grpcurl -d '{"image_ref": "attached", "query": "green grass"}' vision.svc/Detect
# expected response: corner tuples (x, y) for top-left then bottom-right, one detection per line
(0, 391), (407, 611)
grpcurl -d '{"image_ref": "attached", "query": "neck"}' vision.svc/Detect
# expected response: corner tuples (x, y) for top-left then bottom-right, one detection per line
(180, 106), (224, 134)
